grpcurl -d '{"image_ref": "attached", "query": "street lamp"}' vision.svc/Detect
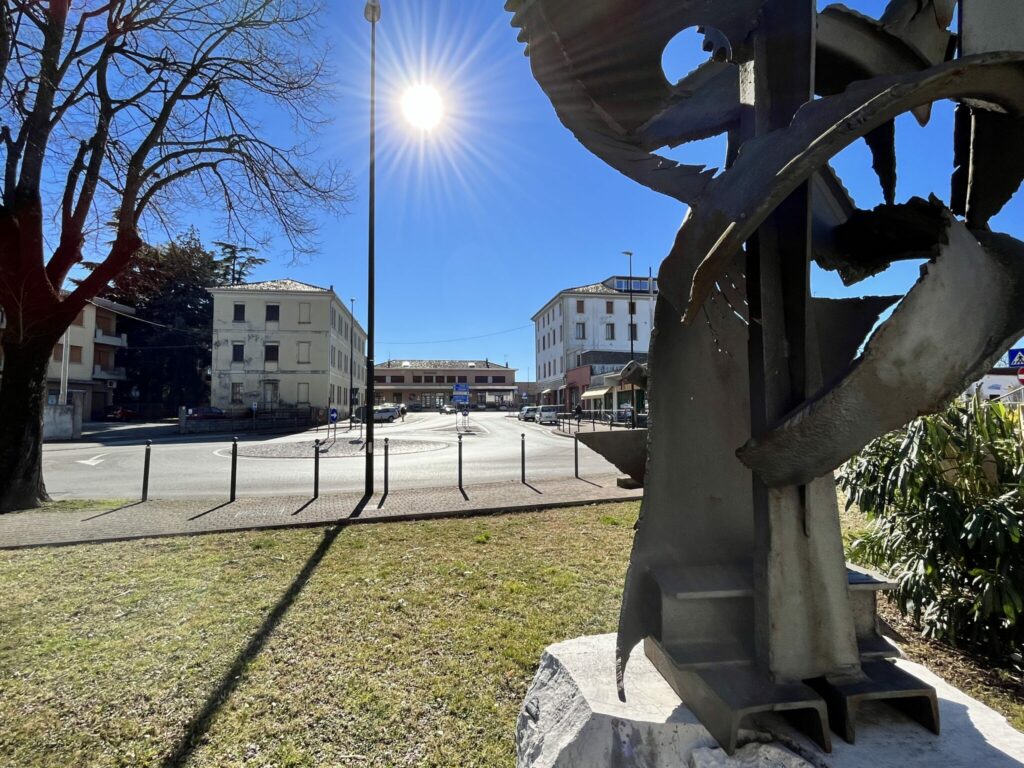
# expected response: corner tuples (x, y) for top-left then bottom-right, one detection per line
(623, 250), (637, 429)
(348, 297), (355, 430)
(364, 0), (380, 497)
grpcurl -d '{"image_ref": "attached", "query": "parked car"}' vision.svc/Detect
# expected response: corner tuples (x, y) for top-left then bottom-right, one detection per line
(187, 406), (226, 420)
(535, 404), (559, 425)
(105, 405), (138, 421)
(408, 403), (423, 412)
(373, 406), (401, 422)
(440, 404), (457, 414)
(518, 406), (538, 421)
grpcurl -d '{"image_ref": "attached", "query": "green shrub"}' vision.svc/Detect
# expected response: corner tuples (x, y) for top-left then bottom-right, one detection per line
(839, 395), (1024, 656)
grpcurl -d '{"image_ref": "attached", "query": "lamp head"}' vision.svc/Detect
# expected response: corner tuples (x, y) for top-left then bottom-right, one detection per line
(364, 0), (381, 23)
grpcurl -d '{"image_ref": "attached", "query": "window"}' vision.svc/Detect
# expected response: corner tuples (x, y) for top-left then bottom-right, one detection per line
(475, 375), (487, 383)
(233, 303), (245, 322)
(374, 375), (386, 383)
(52, 344), (63, 361)
(616, 279), (626, 290)
(575, 322), (586, 340)
(558, 327), (562, 343)
(629, 323), (638, 341)
(629, 301), (636, 315)
(605, 324), (615, 340)
(492, 375), (506, 383)
(457, 376), (467, 383)
(265, 304), (280, 322)
(297, 382), (309, 403)
(542, 336), (546, 351)
(232, 343), (244, 363)
(231, 383), (244, 404)
(576, 299), (584, 313)
(264, 344), (279, 362)
(606, 300), (614, 314)
(69, 345), (82, 363)
(390, 375), (405, 383)
(298, 302), (311, 324)
(412, 375), (422, 383)
(576, 354), (581, 367)
(446, 376), (456, 383)
(424, 375), (434, 383)
(298, 341), (310, 364)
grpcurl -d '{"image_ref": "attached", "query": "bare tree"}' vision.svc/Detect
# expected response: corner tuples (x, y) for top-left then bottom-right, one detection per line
(0, 0), (351, 511)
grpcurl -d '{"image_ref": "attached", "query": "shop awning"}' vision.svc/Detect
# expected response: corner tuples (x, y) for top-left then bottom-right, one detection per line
(541, 388), (553, 395)
(580, 387), (610, 399)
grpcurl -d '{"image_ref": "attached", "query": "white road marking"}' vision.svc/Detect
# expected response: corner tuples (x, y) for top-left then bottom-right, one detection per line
(76, 453), (108, 466)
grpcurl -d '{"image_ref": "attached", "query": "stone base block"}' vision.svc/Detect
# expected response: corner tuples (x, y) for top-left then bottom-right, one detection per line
(516, 634), (1024, 768)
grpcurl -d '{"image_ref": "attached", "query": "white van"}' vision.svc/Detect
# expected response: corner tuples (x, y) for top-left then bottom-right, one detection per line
(535, 404), (559, 425)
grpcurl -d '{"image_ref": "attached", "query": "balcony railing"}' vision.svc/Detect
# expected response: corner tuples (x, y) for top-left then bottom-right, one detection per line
(94, 329), (127, 346)
(93, 365), (126, 380)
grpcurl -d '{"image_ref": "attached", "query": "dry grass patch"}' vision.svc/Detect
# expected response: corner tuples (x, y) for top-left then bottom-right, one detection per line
(0, 502), (639, 767)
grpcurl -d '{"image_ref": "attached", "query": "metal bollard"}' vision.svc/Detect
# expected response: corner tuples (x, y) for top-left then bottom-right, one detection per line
(574, 434), (579, 479)
(458, 434), (463, 491)
(142, 439), (152, 502)
(313, 439), (320, 499)
(230, 437), (238, 502)
(521, 432), (526, 484)
(384, 437), (389, 495)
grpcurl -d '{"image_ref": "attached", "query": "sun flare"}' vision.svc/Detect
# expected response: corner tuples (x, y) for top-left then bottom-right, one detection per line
(401, 84), (443, 130)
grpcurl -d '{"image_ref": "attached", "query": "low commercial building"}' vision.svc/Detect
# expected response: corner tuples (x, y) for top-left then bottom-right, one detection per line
(47, 298), (135, 420)
(573, 350), (649, 412)
(373, 360), (517, 409)
(209, 279), (366, 414)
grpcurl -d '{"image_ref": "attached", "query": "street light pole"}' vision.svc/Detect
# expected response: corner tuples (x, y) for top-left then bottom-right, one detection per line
(364, 0), (380, 496)
(623, 250), (637, 429)
(348, 297), (355, 430)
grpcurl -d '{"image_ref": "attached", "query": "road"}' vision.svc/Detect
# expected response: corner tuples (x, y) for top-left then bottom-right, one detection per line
(43, 412), (622, 499)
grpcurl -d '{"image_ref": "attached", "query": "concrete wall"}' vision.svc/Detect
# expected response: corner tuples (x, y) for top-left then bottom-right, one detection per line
(43, 392), (83, 440)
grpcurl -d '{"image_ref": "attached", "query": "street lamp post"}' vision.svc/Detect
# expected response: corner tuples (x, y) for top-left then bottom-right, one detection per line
(364, 0), (380, 496)
(348, 297), (355, 430)
(623, 250), (637, 429)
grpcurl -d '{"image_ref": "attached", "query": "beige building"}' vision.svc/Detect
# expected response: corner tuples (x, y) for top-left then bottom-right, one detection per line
(48, 298), (134, 420)
(374, 359), (516, 409)
(209, 279), (366, 414)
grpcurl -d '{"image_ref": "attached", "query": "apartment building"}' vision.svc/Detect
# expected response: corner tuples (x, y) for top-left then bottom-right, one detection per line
(373, 360), (516, 408)
(47, 298), (135, 420)
(209, 279), (366, 413)
(531, 275), (656, 405)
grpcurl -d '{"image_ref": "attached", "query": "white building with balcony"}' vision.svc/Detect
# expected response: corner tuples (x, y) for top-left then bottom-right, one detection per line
(531, 275), (656, 405)
(208, 279), (366, 414)
(47, 297), (135, 419)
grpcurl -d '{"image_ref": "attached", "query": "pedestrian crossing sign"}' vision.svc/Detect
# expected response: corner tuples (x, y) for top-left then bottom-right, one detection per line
(1010, 348), (1024, 367)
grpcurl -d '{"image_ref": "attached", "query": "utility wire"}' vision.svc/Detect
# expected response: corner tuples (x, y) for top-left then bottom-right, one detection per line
(379, 324), (531, 345)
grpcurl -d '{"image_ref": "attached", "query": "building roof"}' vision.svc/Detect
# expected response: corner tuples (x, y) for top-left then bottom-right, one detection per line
(377, 359), (514, 370)
(531, 275), (658, 320)
(211, 279), (330, 293)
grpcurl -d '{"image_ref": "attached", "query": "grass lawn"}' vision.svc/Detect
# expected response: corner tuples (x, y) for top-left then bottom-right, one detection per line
(0, 502), (639, 767)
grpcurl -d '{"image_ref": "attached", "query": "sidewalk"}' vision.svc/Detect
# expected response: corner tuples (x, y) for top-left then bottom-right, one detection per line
(0, 473), (642, 549)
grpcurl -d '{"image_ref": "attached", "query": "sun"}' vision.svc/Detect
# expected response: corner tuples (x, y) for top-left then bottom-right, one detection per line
(401, 84), (443, 130)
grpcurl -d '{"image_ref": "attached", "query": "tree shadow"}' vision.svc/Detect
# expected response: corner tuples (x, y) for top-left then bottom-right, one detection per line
(160, 523), (344, 768)
(81, 500), (145, 522)
(187, 501), (233, 521)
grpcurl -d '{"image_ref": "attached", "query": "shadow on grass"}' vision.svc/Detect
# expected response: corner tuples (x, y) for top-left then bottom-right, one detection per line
(80, 501), (144, 522)
(187, 501), (233, 521)
(161, 523), (345, 768)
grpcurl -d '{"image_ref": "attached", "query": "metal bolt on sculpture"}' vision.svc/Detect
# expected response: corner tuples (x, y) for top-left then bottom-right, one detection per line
(508, 0), (1024, 755)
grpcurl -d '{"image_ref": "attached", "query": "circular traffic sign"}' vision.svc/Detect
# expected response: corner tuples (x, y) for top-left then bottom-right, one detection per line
(1017, 368), (1024, 385)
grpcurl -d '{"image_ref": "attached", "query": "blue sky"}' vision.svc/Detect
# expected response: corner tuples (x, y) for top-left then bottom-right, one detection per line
(171, 0), (1022, 378)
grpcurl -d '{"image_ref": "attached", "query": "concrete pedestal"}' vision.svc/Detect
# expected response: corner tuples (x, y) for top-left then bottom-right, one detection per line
(516, 634), (1024, 768)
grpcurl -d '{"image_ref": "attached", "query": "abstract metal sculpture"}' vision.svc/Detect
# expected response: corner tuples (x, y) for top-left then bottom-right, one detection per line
(508, 0), (1024, 754)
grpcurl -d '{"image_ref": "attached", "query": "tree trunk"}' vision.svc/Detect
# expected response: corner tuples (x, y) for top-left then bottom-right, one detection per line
(0, 339), (53, 512)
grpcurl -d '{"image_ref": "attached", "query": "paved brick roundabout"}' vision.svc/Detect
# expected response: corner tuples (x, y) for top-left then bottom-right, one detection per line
(0, 473), (642, 549)
(236, 437), (447, 459)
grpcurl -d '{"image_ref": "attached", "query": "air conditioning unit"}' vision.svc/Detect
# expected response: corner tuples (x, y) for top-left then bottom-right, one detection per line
(105, 380), (117, 389)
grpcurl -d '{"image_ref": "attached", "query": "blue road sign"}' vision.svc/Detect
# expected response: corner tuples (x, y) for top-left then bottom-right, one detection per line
(329, 407), (338, 423)
(1009, 348), (1024, 367)
(453, 393), (469, 404)
(453, 382), (469, 393)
